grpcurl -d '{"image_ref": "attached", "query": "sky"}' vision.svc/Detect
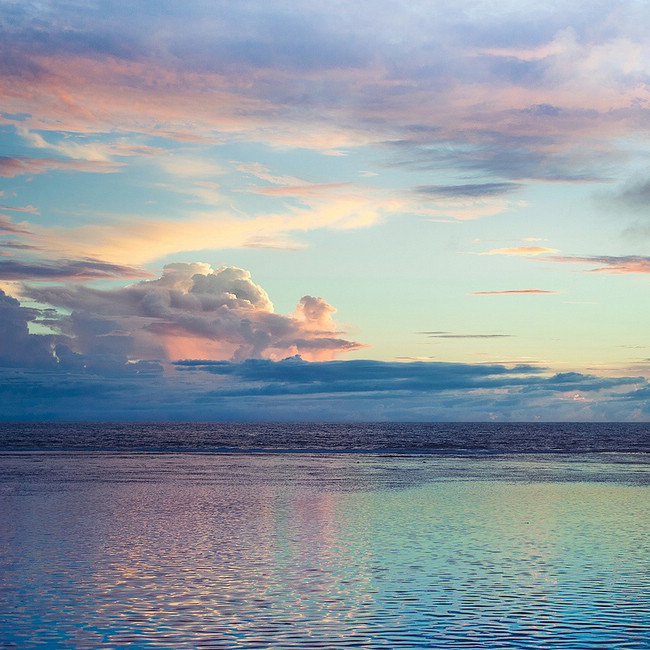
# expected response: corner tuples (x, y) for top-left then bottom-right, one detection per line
(1, 0), (649, 421)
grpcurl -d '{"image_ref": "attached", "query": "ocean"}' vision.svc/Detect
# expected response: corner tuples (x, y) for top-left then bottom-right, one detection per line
(1, 422), (648, 649)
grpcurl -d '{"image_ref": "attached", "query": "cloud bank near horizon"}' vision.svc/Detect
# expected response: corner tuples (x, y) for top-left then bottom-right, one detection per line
(0, 278), (648, 422)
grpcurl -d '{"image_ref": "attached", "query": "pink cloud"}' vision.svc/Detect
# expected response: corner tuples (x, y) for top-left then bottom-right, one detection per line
(23, 262), (366, 363)
(0, 214), (31, 234)
(2, 32), (646, 163)
(243, 183), (352, 198)
(0, 155), (121, 177)
(477, 246), (559, 256)
(548, 255), (650, 274)
(18, 181), (398, 265)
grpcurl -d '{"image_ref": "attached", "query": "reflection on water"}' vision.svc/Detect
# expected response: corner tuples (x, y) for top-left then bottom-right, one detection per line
(1, 453), (648, 648)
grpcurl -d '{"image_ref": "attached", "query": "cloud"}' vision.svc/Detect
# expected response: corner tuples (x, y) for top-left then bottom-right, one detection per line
(157, 153), (225, 180)
(0, 156), (399, 266)
(0, 259), (150, 280)
(472, 289), (561, 295)
(390, 135), (609, 184)
(244, 183), (353, 198)
(0, 289), (57, 369)
(0, 356), (646, 421)
(1, 2), (648, 179)
(29, 197), (386, 264)
(0, 292), (646, 421)
(235, 162), (302, 186)
(0, 214), (31, 235)
(0, 203), (39, 214)
(0, 155), (121, 177)
(18, 128), (112, 162)
(22, 262), (365, 363)
(173, 357), (547, 396)
(608, 178), (650, 213)
(421, 331), (513, 339)
(415, 183), (523, 198)
(172, 357), (641, 397)
(10, 156), (404, 262)
(548, 255), (650, 274)
(476, 246), (559, 256)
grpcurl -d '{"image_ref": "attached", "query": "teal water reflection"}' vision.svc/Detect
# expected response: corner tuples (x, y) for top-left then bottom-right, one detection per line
(1, 453), (648, 648)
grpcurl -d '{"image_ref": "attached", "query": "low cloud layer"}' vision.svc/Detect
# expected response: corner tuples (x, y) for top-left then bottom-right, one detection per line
(173, 358), (640, 399)
(1, 273), (648, 421)
(0, 347), (646, 421)
(0, 156), (121, 177)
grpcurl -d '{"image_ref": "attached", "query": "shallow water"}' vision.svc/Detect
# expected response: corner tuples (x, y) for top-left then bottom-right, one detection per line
(1, 451), (648, 648)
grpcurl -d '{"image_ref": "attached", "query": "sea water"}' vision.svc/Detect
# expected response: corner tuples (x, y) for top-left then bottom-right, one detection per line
(0, 423), (648, 649)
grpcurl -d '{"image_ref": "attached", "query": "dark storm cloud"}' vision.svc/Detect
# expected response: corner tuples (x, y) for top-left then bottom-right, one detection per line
(172, 358), (641, 400)
(173, 357), (544, 396)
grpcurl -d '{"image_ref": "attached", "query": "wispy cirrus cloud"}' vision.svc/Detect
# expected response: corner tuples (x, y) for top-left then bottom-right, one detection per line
(472, 289), (561, 295)
(0, 203), (39, 214)
(0, 173), (395, 263)
(0, 155), (121, 177)
(606, 178), (650, 213)
(414, 183), (523, 198)
(235, 163), (302, 186)
(0, 258), (150, 281)
(421, 331), (513, 339)
(0, 215), (31, 234)
(243, 182), (353, 198)
(476, 246), (559, 256)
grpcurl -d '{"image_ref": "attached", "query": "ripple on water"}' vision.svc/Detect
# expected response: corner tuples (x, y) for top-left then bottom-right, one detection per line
(0, 452), (648, 648)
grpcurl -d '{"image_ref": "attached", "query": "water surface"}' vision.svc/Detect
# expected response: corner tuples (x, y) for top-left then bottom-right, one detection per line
(1, 423), (648, 648)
